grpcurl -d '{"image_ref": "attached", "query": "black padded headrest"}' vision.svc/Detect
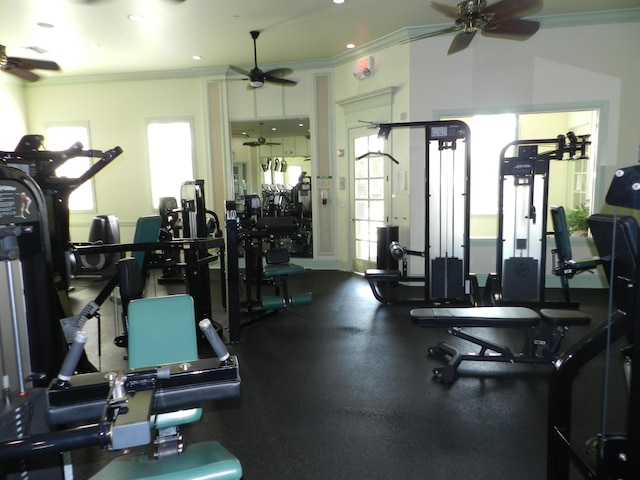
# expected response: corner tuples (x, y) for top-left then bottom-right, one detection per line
(116, 257), (144, 308)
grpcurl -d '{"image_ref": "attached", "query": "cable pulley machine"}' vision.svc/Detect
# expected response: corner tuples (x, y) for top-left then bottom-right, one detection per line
(489, 132), (591, 305)
(366, 120), (472, 305)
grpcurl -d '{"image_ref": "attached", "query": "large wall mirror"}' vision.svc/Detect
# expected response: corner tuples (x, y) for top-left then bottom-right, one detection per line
(230, 117), (313, 257)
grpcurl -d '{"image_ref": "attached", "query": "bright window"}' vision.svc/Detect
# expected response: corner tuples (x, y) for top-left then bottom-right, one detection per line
(444, 109), (598, 237)
(45, 124), (94, 211)
(147, 120), (194, 209)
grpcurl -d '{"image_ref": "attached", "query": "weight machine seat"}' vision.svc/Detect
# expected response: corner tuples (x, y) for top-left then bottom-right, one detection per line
(263, 262), (305, 277)
(262, 247), (305, 277)
(539, 308), (592, 326)
(410, 306), (540, 328)
(131, 215), (163, 272)
(92, 294), (242, 479)
(127, 294), (202, 428)
(550, 205), (600, 274)
(260, 248), (312, 309)
(90, 440), (241, 480)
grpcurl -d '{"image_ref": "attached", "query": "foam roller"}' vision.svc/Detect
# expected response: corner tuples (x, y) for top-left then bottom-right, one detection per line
(262, 296), (286, 310)
(290, 292), (312, 306)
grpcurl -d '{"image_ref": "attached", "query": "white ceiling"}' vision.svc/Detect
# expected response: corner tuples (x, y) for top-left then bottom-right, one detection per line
(2, 0), (639, 81)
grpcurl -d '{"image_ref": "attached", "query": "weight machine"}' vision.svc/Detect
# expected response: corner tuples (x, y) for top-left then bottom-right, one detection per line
(0, 135), (123, 293)
(0, 166), (72, 391)
(485, 132), (591, 306)
(547, 164), (640, 479)
(0, 317), (241, 479)
(365, 120), (474, 305)
(225, 202), (312, 343)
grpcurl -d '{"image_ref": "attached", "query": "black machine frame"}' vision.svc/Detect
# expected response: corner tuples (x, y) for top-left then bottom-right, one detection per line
(547, 164), (640, 479)
(487, 132), (591, 306)
(366, 120), (473, 305)
(225, 201), (311, 343)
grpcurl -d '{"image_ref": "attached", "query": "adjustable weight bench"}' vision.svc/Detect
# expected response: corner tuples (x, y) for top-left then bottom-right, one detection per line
(411, 306), (591, 383)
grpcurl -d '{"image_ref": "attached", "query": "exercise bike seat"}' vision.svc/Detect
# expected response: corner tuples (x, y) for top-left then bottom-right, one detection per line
(411, 306), (540, 328)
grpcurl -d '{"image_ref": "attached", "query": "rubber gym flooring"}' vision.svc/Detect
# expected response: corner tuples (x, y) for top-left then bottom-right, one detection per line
(68, 269), (625, 479)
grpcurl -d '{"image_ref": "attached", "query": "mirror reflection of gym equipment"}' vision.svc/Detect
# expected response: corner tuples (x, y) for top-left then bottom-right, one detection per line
(365, 120), (474, 305)
(231, 118), (313, 258)
(224, 201), (313, 344)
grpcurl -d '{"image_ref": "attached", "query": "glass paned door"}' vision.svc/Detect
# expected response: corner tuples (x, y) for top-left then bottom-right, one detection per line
(352, 132), (386, 273)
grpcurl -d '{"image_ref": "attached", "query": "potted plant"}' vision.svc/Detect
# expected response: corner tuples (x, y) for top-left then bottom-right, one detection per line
(566, 202), (590, 236)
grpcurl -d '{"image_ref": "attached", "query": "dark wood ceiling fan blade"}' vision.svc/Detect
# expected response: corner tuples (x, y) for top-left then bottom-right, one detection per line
(431, 1), (460, 20)
(482, 18), (540, 39)
(448, 30), (476, 55)
(230, 65), (251, 77)
(484, 0), (543, 24)
(4, 67), (40, 82)
(265, 76), (297, 86)
(264, 67), (293, 78)
(9, 57), (60, 71)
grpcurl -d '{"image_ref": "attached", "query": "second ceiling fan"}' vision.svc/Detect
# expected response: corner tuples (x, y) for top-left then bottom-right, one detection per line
(243, 122), (282, 147)
(230, 31), (297, 89)
(412, 0), (543, 55)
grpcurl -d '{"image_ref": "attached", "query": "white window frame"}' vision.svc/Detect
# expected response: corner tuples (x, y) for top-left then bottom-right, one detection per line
(146, 118), (195, 210)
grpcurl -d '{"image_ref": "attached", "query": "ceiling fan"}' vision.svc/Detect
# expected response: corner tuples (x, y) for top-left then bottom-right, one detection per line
(0, 45), (60, 82)
(411, 0), (543, 55)
(230, 31), (297, 89)
(243, 122), (282, 147)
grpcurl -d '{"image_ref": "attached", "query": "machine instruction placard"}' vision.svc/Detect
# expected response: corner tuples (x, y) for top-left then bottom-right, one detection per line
(0, 181), (37, 224)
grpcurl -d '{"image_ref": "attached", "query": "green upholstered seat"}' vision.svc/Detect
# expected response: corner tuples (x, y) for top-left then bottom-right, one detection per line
(263, 262), (305, 277)
(550, 206), (600, 303)
(128, 294), (198, 368)
(92, 293), (242, 479)
(260, 248), (311, 309)
(550, 206), (599, 271)
(131, 215), (163, 272)
(128, 294), (202, 428)
(90, 441), (242, 480)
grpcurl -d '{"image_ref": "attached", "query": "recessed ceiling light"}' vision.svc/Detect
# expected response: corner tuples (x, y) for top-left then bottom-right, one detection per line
(333, 0), (345, 4)
(346, 43), (356, 49)
(127, 14), (144, 22)
(192, 55), (202, 60)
